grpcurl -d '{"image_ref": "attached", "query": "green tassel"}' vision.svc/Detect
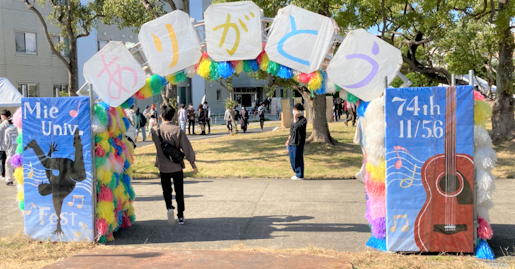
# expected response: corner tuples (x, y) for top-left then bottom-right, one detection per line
(130, 214), (136, 223)
(243, 60), (252, 73)
(16, 143), (23, 154)
(209, 61), (220, 81)
(94, 105), (108, 126)
(150, 74), (163, 95)
(335, 84), (341, 92)
(310, 90), (315, 98)
(175, 72), (186, 83)
(19, 201), (24, 211)
(99, 235), (107, 243)
(347, 93), (359, 104)
(267, 61), (280, 76)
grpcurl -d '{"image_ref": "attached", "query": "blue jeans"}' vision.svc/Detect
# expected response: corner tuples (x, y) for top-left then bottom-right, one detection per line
(288, 145), (304, 178)
(136, 127), (146, 141)
(180, 121), (187, 133)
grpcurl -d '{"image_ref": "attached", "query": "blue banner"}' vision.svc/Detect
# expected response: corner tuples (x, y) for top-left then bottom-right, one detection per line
(385, 86), (474, 252)
(22, 97), (94, 241)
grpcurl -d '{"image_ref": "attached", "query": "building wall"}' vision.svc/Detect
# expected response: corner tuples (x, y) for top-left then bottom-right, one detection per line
(0, 0), (69, 97)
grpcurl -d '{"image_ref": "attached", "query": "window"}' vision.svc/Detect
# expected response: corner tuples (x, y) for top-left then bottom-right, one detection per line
(52, 36), (69, 57)
(15, 32), (37, 54)
(280, 89), (284, 98)
(98, 40), (109, 51)
(216, 89), (221, 102)
(17, 83), (39, 97)
(53, 85), (69, 97)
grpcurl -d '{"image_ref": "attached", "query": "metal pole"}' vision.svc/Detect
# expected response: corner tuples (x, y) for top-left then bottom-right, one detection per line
(469, 69), (478, 252)
(88, 84), (97, 242)
(451, 74), (456, 87)
(385, 76), (388, 89)
(469, 70), (474, 86)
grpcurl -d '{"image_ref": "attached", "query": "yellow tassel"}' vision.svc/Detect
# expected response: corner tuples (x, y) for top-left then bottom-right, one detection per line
(166, 75), (176, 85)
(474, 100), (492, 128)
(235, 61), (244, 74)
(14, 167), (23, 184)
(96, 201), (116, 224)
(197, 58), (211, 79)
(307, 71), (323, 91)
(125, 167), (133, 178)
(260, 54), (269, 71)
(366, 160), (386, 182)
(17, 189), (24, 201)
(97, 131), (109, 141)
(106, 233), (115, 241)
(293, 74), (300, 82)
(128, 203), (135, 216)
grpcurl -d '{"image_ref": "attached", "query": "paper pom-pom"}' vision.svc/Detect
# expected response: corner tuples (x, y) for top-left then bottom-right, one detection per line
(370, 217), (386, 239)
(347, 93), (359, 104)
(94, 105), (108, 126)
(476, 239), (495, 260)
(12, 107), (22, 129)
(18, 201), (24, 211)
(218, 61), (235, 79)
(91, 115), (107, 134)
(256, 51), (265, 65)
(10, 154), (22, 168)
(474, 90), (486, 101)
(259, 53), (269, 71)
(476, 168), (495, 204)
(14, 167), (23, 184)
(175, 71), (186, 83)
(298, 73), (312, 85)
(478, 217), (493, 240)
(366, 160), (386, 182)
(277, 65), (293, 79)
(325, 80), (337, 94)
(366, 236), (386, 251)
(475, 146), (497, 172)
(209, 61), (220, 81)
(150, 74), (164, 95)
(234, 60), (244, 74)
(96, 218), (109, 237)
(365, 178), (385, 199)
(97, 201), (116, 224)
(243, 60), (252, 73)
(185, 65), (197, 78)
(307, 71), (323, 91)
(249, 60), (259, 72)
(267, 61), (280, 76)
(370, 196), (386, 218)
(121, 213), (133, 228)
(474, 100), (492, 128)
(99, 186), (114, 202)
(120, 97), (134, 109)
(357, 101), (370, 118)
(474, 125), (492, 149)
(198, 57), (212, 79)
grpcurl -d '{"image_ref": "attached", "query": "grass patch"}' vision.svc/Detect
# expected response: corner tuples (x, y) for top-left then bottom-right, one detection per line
(133, 122), (362, 179)
(0, 233), (100, 269)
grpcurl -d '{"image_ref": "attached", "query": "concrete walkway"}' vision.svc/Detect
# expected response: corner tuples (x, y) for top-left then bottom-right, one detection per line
(2, 178), (514, 258)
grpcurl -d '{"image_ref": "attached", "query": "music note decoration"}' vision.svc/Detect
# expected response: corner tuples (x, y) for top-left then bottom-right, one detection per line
(67, 195), (85, 209)
(390, 214), (409, 232)
(394, 146), (409, 169)
(400, 164), (417, 188)
(69, 101), (81, 118)
(24, 203), (37, 215)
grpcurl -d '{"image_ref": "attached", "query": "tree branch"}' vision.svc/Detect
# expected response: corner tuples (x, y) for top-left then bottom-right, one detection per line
(77, 14), (104, 38)
(381, 0), (387, 39)
(163, 0), (177, 11)
(141, 0), (160, 19)
(24, 0), (70, 71)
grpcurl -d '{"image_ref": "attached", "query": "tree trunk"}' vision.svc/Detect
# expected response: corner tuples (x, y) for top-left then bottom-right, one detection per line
(305, 94), (336, 145)
(229, 93), (239, 134)
(68, 38), (78, 96)
(491, 8), (515, 143)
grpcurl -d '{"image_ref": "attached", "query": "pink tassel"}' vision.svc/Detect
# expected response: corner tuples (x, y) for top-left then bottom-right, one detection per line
(121, 212), (132, 228)
(478, 217), (493, 240)
(299, 72), (313, 85)
(474, 90), (486, 101)
(98, 186), (113, 202)
(95, 146), (106, 157)
(96, 218), (109, 237)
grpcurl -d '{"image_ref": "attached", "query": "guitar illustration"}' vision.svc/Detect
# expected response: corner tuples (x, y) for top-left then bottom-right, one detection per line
(414, 86), (474, 253)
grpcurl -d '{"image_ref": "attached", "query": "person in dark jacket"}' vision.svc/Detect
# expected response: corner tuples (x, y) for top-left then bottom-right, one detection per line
(285, 103), (307, 180)
(197, 104), (206, 135)
(134, 107), (147, 141)
(187, 103), (196, 135)
(240, 106), (249, 132)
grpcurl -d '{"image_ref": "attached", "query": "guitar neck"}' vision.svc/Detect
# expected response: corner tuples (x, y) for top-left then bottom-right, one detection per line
(444, 86), (457, 176)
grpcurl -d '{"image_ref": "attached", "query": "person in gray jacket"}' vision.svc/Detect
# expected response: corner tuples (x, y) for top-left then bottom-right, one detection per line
(4, 119), (18, 185)
(0, 110), (11, 181)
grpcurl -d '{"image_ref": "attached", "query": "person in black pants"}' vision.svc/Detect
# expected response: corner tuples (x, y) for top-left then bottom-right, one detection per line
(0, 110), (11, 181)
(285, 103), (307, 180)
(187, 103), (196, 135)
(151, 105), (198, 225)
(258, 103), (266, 130)
(203, 102), (211, 134)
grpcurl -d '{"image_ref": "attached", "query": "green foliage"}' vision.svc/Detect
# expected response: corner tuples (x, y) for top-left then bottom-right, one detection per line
(224, 98), (237, 109)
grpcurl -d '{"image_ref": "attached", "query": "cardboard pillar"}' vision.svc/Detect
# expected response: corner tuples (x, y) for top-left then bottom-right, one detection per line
(281, 98), (291, 129)
(326, 96), (333, 122)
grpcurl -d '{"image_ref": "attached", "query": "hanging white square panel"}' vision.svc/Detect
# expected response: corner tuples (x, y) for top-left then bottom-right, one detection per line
(327, 29), (403, 102)
(205, 1), (262, 61)
(139, 10), (202, 77)
(265, 5), (337, 74)
(83, 41), (146, 107)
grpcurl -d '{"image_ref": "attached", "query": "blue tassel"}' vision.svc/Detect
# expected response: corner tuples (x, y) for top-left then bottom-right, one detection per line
(122, 118), (130, 130)
(120, 97), (134, 109)
(315, 72), (327, 95)
(366, 236), (386, 251)
(218, 61), (235, 79)
(99, 102), (110, 110)
(249, 60), (259, 72)
(124, 160), (130, 171)
(476, 239), (495, 260)
(277, 65), (293, 79)
(160, 75), (168, 86)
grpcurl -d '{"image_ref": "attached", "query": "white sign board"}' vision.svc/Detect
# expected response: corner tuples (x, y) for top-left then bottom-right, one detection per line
(83, 41), (146, 107)
(327, 29), (403, 101)
(139, 10), (202, 77)
(265, 5), (336, 73)
(205, 1), (262, 61)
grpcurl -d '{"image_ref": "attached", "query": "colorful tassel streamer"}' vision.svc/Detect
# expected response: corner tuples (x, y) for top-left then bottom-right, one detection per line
(277, 65), (293, 79)
(347, 93), (360, 104)
(366, 236), (386, 251)
(218, 61), (235, 79)
(197, 56), (212, 79)
(12, 107), (22, 129)
(209, 61), (220, 81)
(307, 71), (323, 91)
(478, 217), (493, 240)
(474, 90), (486, 101)
(476, 239), (495, 260)
(267, 61), (280, 76)
(474, 100), (492, 128)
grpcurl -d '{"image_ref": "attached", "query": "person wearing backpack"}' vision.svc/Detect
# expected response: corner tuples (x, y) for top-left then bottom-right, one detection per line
(258, 103), (266, 130)
(134, 107), (147, 141)
(151, 105), (198, 225)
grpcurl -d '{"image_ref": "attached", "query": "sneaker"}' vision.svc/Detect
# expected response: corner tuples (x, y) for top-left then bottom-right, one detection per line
(6, 181), (13, 186)
(355, 172), (365, 184)
(291, 176), (304, 180)
(167, 209), (176, 226)
(177, 218), (185, 225)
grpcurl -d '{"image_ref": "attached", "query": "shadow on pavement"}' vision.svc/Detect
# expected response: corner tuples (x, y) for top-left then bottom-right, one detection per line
(74, 252), (163, 259)
(108, 215), (370, 245)
(135, 195), (203, 202)
(490, 224), (515, 257)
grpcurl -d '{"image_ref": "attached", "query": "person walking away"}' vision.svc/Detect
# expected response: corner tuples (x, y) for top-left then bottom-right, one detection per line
(224, 107), (232, 133)
(147, 104), (158, 137)
(198, 104), (207, 135)
(240, 106), (249, 132)
(333, 99), (338, 121)
(258, 103), (266, 130)
(285, 104), (307, 180)
(345, 100), (357, 127)
(4, 119), (18, 185)
(178, 104), (187, 133)
(203, 102), (211, 134)
(0, 110), (11, 181)
(151, 105), (198, 225)
(125, 105), (136, 126)
(337, 99), (343, 120)
(187, 103), (196, 135)
(134, 108), (147, 141)
(233, 105), (240, 124)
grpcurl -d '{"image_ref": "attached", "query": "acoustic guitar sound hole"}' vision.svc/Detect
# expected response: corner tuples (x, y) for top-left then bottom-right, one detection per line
(438, 174), (461, 195)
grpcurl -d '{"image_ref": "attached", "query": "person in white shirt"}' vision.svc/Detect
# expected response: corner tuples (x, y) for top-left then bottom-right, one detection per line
(125, 105), (135, 126)
(224, 107), (232, 133)
(178, 104), (187, 133)
(0, 110), (11, 181)
(203, 101), (211, 135)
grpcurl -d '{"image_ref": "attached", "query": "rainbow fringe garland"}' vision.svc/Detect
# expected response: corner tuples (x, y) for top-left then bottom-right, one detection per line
(134, 51), (342, 99)
(93, 103), (136, 243)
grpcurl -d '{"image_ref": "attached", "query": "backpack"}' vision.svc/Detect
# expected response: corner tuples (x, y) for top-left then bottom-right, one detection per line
(157, 126), (184, 164)
(140, 114), (147, 126)
(259, 108), (265, 117)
